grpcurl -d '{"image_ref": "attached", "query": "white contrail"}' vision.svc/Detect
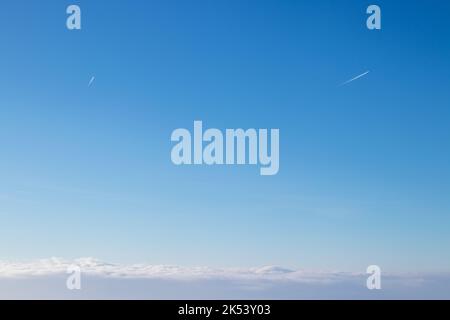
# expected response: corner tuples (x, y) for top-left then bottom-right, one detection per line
(340, 70), (370, 86)
(88, 76), (95, 87)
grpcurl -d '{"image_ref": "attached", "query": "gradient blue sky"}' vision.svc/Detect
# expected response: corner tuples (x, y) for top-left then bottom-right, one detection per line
(0, 0), (449, 273)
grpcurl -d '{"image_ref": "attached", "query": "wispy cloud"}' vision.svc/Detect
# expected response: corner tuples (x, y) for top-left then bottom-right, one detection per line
(340, 70), (370, 86)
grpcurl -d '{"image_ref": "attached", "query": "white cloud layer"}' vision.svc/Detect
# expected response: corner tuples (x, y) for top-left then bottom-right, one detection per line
(0, 257), (352, 281)
(0, 258), (449, 299)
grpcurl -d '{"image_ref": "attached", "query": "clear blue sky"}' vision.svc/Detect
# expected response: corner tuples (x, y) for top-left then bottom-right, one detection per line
(0, 0), (449, 273)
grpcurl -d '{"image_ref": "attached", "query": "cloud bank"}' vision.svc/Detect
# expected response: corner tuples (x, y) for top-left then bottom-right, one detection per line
(0, 258), (449, 299)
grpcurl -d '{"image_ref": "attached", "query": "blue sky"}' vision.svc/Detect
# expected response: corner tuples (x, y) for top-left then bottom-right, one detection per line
(0, 0), (449, 273)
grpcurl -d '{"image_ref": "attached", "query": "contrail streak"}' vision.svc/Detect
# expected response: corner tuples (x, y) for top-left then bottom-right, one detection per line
(340, 70), (370, 86)
(88, 76), (95, 87)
